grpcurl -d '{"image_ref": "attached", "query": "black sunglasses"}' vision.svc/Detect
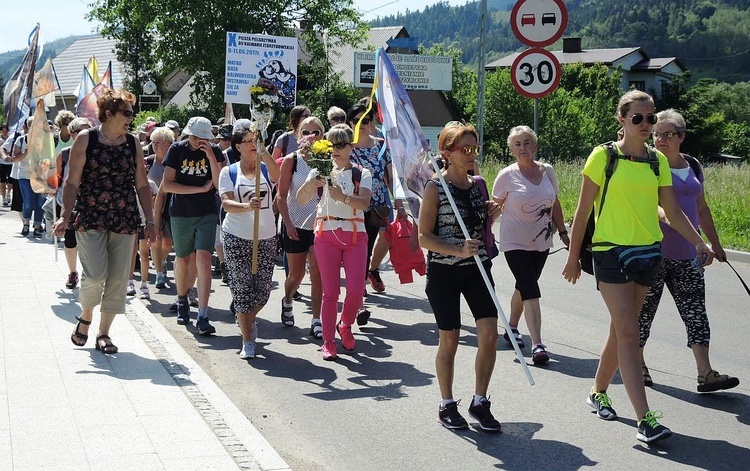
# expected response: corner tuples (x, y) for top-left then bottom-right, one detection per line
(332, 142), (351, 149)
(119, 109), (135, 118)
(301, 129), (321, 137)
(629, 113), (657, 125)
(330, 116), (346, 123)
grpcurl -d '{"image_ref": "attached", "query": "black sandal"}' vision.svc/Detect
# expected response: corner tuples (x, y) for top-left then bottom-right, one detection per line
(95, 335), (118, 354)
(642, 365), (653, 387)
(281, 300), (295, 327)
(71, 316), (91, 346)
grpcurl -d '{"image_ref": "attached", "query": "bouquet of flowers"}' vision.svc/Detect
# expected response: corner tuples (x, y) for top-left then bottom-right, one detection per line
(305, 138), (334, 181)
(249, 78), (279, 137)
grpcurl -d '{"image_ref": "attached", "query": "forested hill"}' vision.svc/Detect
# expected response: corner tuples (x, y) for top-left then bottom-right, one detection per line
(370, 0), (750, 82)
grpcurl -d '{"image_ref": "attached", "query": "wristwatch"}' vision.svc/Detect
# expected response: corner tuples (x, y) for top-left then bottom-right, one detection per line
(344, 196), (351, 205)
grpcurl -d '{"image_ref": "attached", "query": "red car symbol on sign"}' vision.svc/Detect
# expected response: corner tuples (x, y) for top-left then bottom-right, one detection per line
(521, 14), (535, 26)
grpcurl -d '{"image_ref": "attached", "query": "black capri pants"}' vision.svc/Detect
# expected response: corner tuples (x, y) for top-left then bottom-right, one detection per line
(425, 260), (498, 331)
(504, 249), (549, 300)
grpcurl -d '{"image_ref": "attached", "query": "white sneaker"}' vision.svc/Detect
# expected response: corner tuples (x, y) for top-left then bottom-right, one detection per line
(240, 341), (256, 359)
(139, 284), (150, 299)
(126, 281), (136, 296)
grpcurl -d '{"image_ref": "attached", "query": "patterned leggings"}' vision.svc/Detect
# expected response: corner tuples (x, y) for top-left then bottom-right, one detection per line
(223, 232), (277, 314)
(638, 258), (710, 348)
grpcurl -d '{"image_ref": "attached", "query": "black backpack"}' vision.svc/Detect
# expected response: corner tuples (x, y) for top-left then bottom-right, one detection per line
(579, 141), (660, 274)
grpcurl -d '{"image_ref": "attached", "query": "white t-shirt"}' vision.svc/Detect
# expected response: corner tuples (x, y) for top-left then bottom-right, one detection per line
(136, 180), (160, 225)
(7, 135), (29, 180)
(492, 162), (559, 252)
(0, 136), (11, 166)
(218, 165), (276, 240)
(315, 166), (372, 233)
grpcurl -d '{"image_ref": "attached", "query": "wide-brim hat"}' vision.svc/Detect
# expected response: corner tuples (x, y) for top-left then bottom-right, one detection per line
(182, 117), (214, 140)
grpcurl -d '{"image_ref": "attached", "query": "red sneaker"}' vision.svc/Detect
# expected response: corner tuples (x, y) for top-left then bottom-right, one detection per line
(367, 270), (386, 293)
(337, 322), (356, 351)
(321, 340), (337, 361)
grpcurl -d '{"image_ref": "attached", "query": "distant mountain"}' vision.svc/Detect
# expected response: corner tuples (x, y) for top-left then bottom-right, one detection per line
(370, 0), (750, 82)
(1, 35), (83, 82)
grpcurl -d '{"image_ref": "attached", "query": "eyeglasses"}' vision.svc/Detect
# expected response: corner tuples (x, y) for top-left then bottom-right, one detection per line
(353, 117), (372, 125)
(629, 113), (657, 125)
(301, 129), (321, 137)
(332, 142), (351, 149)
(652, 131), (680, 139)
(448, 145), (481, 155)
(240, 139), (255, 144)
(119, 109), (135, 118)
(330, 116), (346, 123)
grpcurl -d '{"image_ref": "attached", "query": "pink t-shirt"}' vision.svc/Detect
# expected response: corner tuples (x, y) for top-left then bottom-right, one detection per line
(492, 162), (559, 252)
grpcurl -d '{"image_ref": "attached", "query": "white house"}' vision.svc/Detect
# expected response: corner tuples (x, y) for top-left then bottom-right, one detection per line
(485, 37), (686, 98)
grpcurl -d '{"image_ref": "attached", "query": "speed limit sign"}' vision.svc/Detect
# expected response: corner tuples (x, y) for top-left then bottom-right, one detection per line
(511, 48), (562, 99)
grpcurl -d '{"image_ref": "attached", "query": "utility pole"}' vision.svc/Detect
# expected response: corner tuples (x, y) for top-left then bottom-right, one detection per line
(476, 0), (487, 163)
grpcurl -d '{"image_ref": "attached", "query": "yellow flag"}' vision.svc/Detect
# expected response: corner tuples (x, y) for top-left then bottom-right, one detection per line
(87, 56), (99, 84)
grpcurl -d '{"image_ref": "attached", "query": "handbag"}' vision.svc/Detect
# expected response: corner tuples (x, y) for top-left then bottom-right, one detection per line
(612, 243), (662, 274)
(368, 205), (391, 227)
(472, 175), (498, 260)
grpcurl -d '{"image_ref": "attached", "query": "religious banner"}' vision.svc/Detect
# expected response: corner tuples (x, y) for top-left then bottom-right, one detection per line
(223, 32), (298, 109)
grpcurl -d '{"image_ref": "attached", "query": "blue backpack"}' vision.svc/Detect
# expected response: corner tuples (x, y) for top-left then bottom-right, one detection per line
(228, 162), (269, 188)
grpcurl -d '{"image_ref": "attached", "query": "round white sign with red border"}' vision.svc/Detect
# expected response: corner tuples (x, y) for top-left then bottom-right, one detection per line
(511, 48), (562, 99)
(511, 0), (568, 47)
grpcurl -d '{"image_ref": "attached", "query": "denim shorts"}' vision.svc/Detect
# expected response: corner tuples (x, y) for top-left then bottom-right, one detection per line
(593, 247), (661, 288)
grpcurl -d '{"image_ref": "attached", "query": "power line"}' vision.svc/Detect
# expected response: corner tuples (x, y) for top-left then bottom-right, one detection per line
(361, 0), (400, 15)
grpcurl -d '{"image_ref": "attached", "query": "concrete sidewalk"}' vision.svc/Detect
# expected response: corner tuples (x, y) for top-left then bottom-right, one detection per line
(0, 209), (290, 471)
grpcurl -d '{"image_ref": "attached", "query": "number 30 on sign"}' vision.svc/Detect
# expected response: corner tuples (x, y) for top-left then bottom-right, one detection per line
(511, 48), (562, 99)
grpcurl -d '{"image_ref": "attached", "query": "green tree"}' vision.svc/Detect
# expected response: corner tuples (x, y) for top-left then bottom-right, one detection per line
(89, 0), (367, 118)
(89, 0), (159, 97)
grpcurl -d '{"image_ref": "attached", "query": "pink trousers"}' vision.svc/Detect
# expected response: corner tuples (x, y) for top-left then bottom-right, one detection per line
(314, 229), (368, 342)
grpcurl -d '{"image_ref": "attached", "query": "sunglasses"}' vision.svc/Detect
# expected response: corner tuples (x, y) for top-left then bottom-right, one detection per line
(330, 116), (346, 123)
(448, 145), (481, 155)
(652, 131), (680, 139)
(119, 109), (135, 118)
(301, 129), (321, 137)
(353, 117), (372, 125)
(332, 142), (351, 149)
(629, 113), (657, 125)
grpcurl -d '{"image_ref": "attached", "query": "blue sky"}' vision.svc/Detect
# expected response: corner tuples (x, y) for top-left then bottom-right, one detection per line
(0, 0), (468, 54)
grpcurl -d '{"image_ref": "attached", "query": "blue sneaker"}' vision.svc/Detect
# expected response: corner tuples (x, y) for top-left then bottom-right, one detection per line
(176, 302), (190, 325)
(196, 317), (216, 336)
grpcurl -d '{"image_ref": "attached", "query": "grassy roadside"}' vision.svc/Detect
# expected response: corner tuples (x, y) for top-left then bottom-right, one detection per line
(480, 159), (750, 252)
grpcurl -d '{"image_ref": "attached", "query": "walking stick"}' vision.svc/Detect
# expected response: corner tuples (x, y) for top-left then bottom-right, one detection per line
(252, 137), (262, 274)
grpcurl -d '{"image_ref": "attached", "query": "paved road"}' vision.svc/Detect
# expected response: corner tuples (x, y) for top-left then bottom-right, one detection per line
(141, 246), (750, 471)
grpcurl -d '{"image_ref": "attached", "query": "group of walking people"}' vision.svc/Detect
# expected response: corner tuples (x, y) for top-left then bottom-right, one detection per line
(22, 86), (735, 445)
(423, 90), (737, 444)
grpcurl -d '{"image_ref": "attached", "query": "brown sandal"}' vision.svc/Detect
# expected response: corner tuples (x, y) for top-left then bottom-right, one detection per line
(71, 316), (91, 346)
(697, 370), (740, 393)
(95, 335), (118, 354)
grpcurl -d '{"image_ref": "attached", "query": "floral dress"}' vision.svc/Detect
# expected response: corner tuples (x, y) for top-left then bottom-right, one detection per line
(72, 130), (140, 234)
(350, 141), (392, 207)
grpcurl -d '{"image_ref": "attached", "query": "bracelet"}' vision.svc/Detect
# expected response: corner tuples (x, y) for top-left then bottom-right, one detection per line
(146, 221), (156, 225)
